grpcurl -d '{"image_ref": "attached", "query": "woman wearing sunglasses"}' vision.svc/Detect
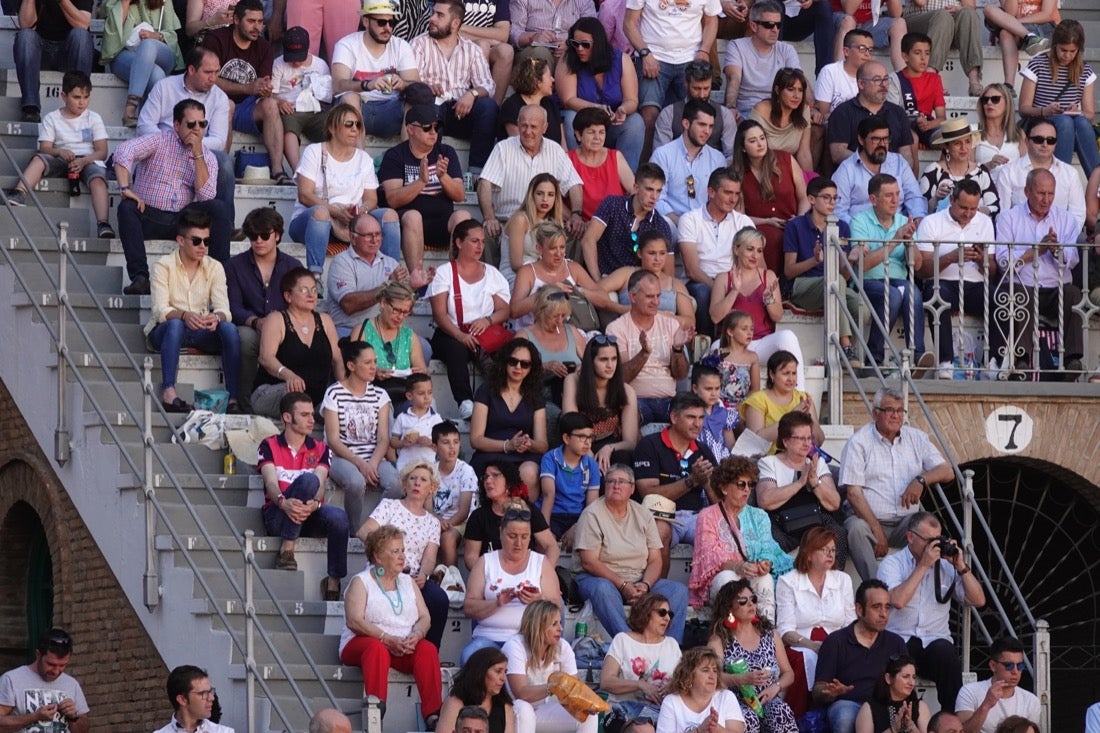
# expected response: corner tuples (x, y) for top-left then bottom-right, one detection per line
(556, 17), (644, 169)
(562, 334), (639, 473)
(349, 281), (428, 404)
(599, 231), (697, 332)
(854, 655), (930, 733)
(974, 84), (1024, 170)
(462, 499), (562, 665)
(690, 456), (793, 621)
(599, 592), (683, 733)
(288, 104), (402, 278)
(709, 580), (798, 733)
(516, 286), (587, 406)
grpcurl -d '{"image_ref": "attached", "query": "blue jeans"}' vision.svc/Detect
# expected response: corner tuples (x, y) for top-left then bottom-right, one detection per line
(117, 199), (233, 280)
(574, 573), (688, 643)
(637, 396), (672, 425)
(686, 280), (714, 337)
(780, 0), (834, 73)
(211, 150), (236, 226)
(442, 96), (499, 171)
(360, 95), (404, 138)
(827, 699), (862, 733)
(562, 109), (645, 170)
(260, 473), (349, 578)
(638, 60), (689, 110)
(861, 278), (926, 363)
(149, 317), (242, 398)
(110, 39), (175, 99)
(1050, 113), (1100, 177)
(14, 27), (94, 110)
(289, 207), (400, 272)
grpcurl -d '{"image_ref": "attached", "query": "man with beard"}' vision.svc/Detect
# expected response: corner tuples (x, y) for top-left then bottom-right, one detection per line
(0, 629), (90, 733)
(331, 1), (420, 139)
(654, 61), (736, 159)
(203, 0), (289, 183)
(411, 0), (498, 173)
(834, 115), (926, 223)
(828, 60), (914, 171)
(153, 666), (234, 733)
(649, 98), (728, 236)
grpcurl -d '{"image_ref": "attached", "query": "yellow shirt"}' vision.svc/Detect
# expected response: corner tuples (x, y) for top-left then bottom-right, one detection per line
(144, 250), (231, 335)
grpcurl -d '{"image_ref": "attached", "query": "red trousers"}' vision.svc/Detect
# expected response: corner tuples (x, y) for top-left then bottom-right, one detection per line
(339, 635), (443, 716)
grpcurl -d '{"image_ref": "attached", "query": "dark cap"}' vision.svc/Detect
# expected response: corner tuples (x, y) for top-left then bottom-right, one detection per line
(283, 26), (309, 63)
(405, 104), (440, 126)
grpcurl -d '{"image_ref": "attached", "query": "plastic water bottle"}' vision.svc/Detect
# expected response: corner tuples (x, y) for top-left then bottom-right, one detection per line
(952, 356), (965, 381)
(724, 658), (765, 718)
(964, 352), (976, 381)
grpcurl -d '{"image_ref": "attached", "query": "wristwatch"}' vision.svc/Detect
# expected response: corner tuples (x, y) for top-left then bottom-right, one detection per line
(914, 475), (928, 488)
(636, 47), (652, 58)
(469, 87), (480, 98)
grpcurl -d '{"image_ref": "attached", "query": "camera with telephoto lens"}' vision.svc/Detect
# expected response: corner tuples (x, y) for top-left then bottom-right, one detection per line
(935, 535), (959, 558)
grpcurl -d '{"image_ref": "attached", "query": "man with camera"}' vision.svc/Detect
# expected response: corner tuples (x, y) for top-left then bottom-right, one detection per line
(877, 511), (986, 714)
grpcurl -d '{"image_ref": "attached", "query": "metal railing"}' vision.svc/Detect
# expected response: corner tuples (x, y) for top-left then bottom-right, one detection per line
(0, 145), (337, 732)
(822, 216), (1053, 722)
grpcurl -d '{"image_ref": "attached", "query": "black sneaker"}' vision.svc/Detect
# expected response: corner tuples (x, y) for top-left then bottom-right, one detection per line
(7, 189), (26, 207)
(97, 221), (116, 238)
(21, 107), (40, 123)
(123, 275), (150, 295)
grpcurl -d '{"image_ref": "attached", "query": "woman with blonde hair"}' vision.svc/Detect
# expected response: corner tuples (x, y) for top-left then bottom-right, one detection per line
(975, 83), (1024, 170)
(511, 220), (612, 330)
(504, 600), (595, 733)
(349, 280), (428, 403)
(502, 173), (567, 285)
(517, 286), (587, 405)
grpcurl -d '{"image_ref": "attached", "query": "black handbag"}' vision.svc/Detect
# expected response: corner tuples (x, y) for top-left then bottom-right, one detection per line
(775, 501), (824, 536)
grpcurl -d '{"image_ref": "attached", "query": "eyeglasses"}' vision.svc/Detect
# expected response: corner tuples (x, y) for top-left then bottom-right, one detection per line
(859, 76), (890, 85)
(979, 94), (1003, 105)
(294, 286), (319, 295)
(654, 608), (675, 619)
(735, 594), (758, 606)
(568, 432), (594, 442)
(592, 334), (618, 345)
(606, 477), (633, 486)
(686, 174), (696, 199)
(354, 229), (382, 238)
(731, 479), (753, 489)
(185, 119), (209, 129)
(502, 508), (532, 522)
(507, 357), (532, 369)
(875, 406), (906, 415)
(191, 688), (217, 700)
(686, 60), (713, 75)
(343, 119), (364, 129)
(385, 303), (412, 317)
(630, 230), (641, 253)
(1029, 135), (1057, 145)
(248, 230), (275, 241)
(370, 16), (396, 26)
(186, 236), (211, 247)
(867, 135), (891, 145)
(847, 43), (873, 53)
(812, 193), (838, 202)
(566, 38), (592, 49)
(411, 121), (442, 132)
(819, 546), (838, 555)
(679, 457), (690, 474)
(756, 20), (781, 29)
(996, 660), (1026, 671)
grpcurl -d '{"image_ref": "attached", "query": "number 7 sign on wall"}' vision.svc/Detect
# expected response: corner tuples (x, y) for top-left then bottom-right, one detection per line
(985, 406), (1034, 454)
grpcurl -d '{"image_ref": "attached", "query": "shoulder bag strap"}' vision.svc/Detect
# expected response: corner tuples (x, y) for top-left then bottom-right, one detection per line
(451, 263), (464, 327)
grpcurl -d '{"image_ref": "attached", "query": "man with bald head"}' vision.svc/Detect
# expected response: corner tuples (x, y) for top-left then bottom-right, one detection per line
(477, 104), (584, 280)
(308, 708), (352, 733)
(828, 60), (915, 171)
(991, 168), (1084, 379)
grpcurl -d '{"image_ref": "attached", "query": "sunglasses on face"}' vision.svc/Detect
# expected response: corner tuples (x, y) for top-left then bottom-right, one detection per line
(411, 121), (442, 132)
(592, 334), (618, 345)
(371, 16), (396, 26)
(248, 230), (274, 241)
(731, 479), (753, 489)
(996, 660), (1026, 671)
(736, 594), (759, 606)
(654, 608), (675, 619)
(1029, 135), (1057, 145)
(186, 236), (211, 247)
(756, 20), (781, 29)
(185, 119), (209, 129)
(567, 38), (592, 49)
(343, 119), (364, 129)
(979, 94), (1003, 105)
(507, 356), (532, 369)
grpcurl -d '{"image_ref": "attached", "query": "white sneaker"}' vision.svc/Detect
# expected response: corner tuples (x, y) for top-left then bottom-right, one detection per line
(937, 361), (954, 380)
(458, 399), (474, 420)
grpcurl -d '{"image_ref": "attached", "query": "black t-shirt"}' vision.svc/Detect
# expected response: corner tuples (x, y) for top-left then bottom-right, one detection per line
(633, 430), (717, 513)
(464, 500), (549, 556)
(826, 98), (911, 154)
(377, 140), (462, 217)
(203, 27), (275, 103)
(815, 622), (908, 703)
(35, 0), (93, 41)
(498, 94), (562, 145)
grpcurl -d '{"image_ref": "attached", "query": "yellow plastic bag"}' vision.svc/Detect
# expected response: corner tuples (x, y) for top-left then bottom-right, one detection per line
(547, 671), (610, 722)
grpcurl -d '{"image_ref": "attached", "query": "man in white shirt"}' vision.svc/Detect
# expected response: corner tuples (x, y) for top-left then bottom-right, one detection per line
(877, 511), (986, 714)
(956, 638), (1040, 733)
(914, 179), (995, 379)
(723, 0), (801, 118)
(814, 29), (874, 122)
(331, 1), (420, 138)
(992, 118), (1086, 234)
(678, 167), (753, 336)
(152, 666), (234, 733)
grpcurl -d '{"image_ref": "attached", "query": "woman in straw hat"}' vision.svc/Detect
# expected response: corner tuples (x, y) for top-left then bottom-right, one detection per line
(918, 117), (1001, 217)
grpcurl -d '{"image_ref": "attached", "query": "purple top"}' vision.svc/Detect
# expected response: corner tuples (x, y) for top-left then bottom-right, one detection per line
(575, 53), (624, 110)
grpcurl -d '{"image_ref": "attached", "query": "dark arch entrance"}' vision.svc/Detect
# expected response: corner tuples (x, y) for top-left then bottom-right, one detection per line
(927, 458), (1100, 730)
(0, 501), (53, 671)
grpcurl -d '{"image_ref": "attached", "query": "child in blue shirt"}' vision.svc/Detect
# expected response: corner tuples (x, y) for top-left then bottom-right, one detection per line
(692, 364), (737, 462)
(536, 412), (601, 549)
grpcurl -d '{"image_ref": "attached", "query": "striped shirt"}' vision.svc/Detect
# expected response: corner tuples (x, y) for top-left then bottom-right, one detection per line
(1021, 53), (1096, 110)
(320, 381), (392, 462)
(479, 135), (584, 220)
(508, 0), (596, 46)
(410, 34), (495, 101)
(114, 130), (218, 213)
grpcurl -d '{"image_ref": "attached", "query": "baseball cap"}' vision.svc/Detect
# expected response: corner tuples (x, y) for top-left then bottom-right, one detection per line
(282, 26), (309, 63)
(362, 0), (398, 16)
(405, 105), (440, 126)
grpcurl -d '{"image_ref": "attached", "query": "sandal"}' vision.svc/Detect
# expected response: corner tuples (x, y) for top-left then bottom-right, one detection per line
(123, 95), (142, 128)
(273, 171), (294, 186)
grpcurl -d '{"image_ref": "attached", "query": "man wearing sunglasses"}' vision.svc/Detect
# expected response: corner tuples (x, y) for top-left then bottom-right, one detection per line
(0, 629), (90, 733)
(991, 117), (1086, 235)
(722, 0), (801, 118)
(955, 638), (1039, 733)
(115, 99), (233, 296)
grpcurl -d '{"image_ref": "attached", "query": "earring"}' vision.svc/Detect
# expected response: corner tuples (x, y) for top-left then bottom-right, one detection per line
(374, 565), (386, 577)
(724, 612), (738, 629)
(752, 615), (760, 624)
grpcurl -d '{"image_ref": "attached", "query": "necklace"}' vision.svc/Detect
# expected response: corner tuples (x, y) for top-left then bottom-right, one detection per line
(289, 312), (312, 334)
(373, 573), (404, 615)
